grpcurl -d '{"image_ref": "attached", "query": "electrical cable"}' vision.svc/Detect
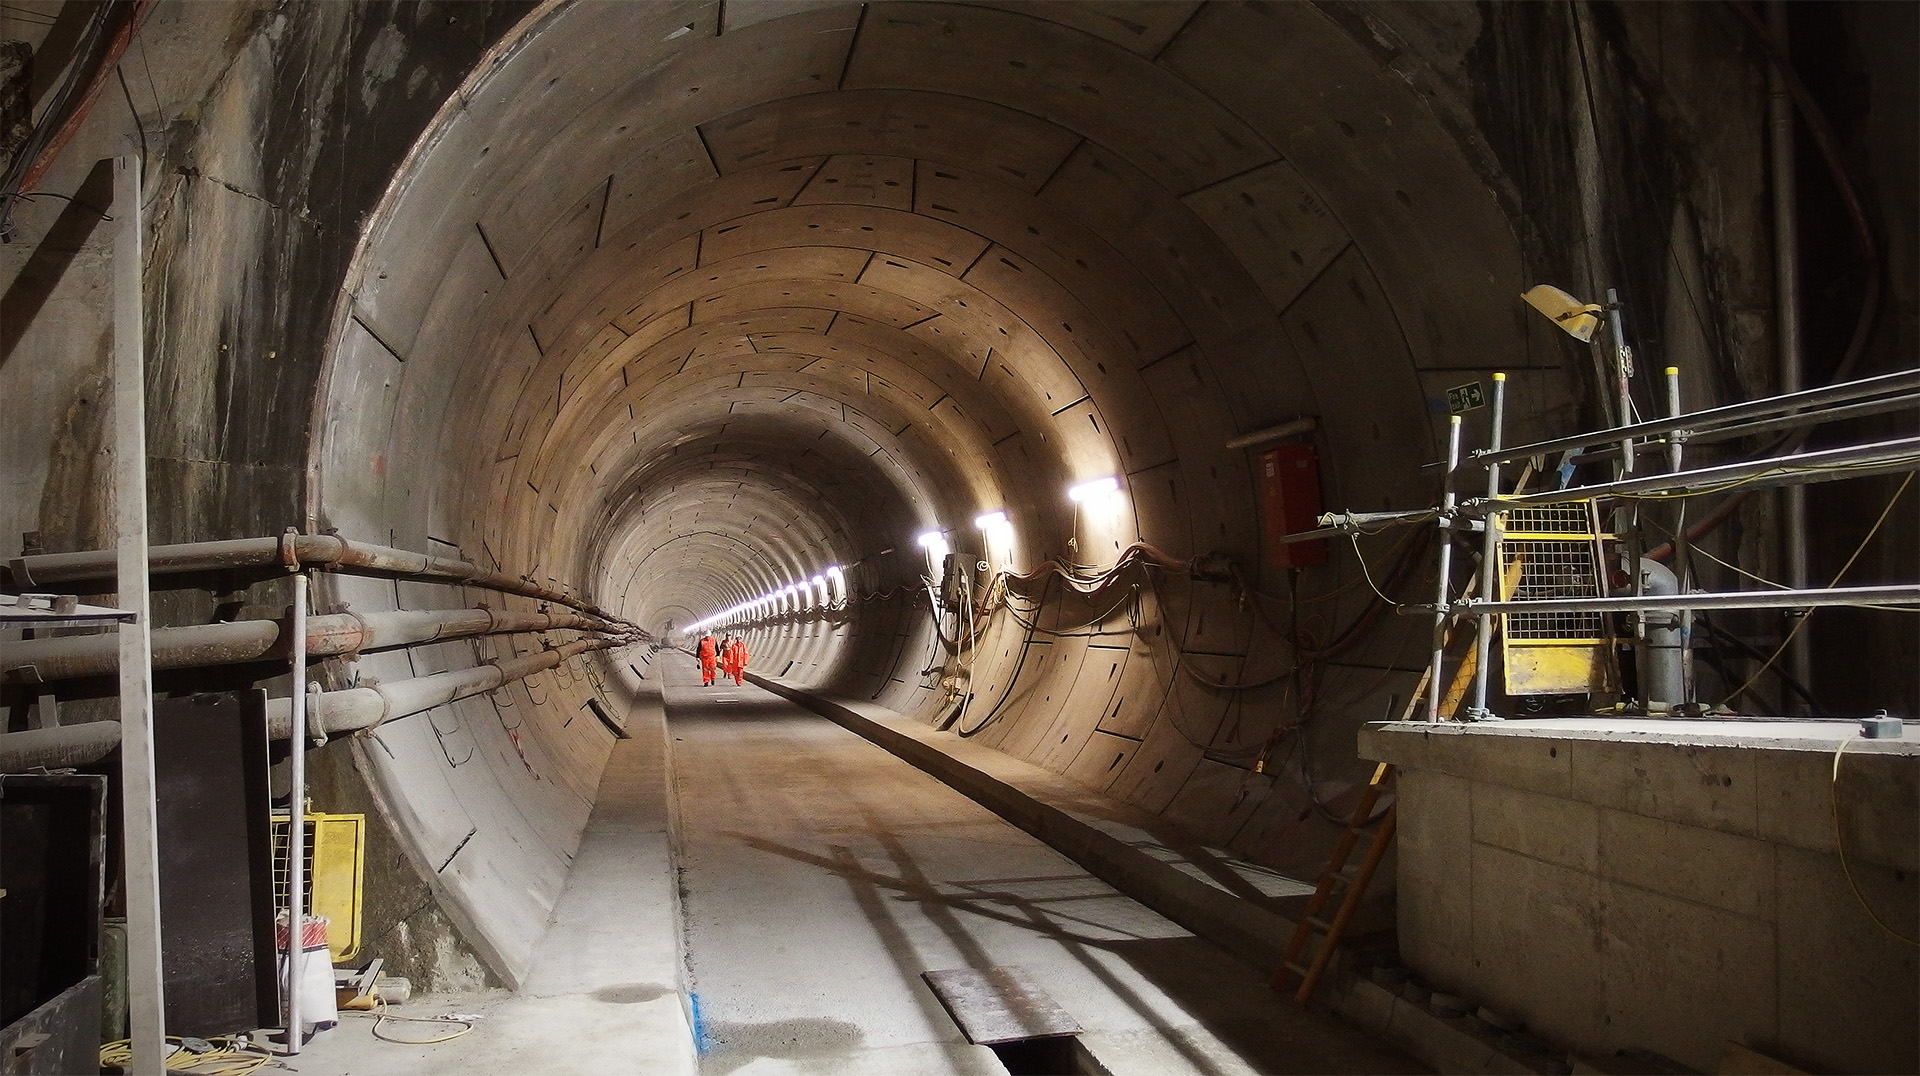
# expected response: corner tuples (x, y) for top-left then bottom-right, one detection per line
(1830, 736), (1919, 946)
(1696, 615), (1819, 714)
(99, 1035), (272, 1075)
(342, 996), (479, 1044)
(1716, 473), (1911, 709)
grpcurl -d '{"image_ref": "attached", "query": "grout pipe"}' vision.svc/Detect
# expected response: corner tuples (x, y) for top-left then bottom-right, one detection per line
(5, 533), (641, 632)
(2, 607), (624, 683)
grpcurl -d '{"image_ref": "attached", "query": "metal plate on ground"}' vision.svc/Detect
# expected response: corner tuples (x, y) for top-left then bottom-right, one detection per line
(922, 966), (1081, 1045)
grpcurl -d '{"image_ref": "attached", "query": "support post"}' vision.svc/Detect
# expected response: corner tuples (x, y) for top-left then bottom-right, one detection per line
(1427, 416), (1463, 721)
(285, 567), (309, 1053)
(113, 153), (166, 1076)
(1468, 374), (1507, 720)
(1769, 0), (1810, 713)
(1667, 366), (1696, 708)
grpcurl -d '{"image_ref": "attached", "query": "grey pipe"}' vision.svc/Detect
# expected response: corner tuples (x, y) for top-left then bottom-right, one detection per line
(1450, 582), (1920, 616)
(1460, 366), (1920, 473)
(5, 533), (640, 632)
(1769, 0), (1811, 714)
(1631, 558), (1686, 710)
(1475, 436), (1920, 511)
(0, 721), (122, 771)
(2, 607), (623, 683)
(264, 637), (621, 740)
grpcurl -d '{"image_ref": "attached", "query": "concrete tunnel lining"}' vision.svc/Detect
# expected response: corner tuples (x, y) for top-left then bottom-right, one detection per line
(307, 0), (1548, 983)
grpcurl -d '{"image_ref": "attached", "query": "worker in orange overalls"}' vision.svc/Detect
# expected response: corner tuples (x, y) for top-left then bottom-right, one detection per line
(728, 635), (749, 686)
(697, 633), (719, 686)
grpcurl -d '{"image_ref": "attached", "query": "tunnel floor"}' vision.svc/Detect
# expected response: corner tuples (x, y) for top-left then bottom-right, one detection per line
(265, 657), (1423, 1075)
(663, 659), (1423, 1075)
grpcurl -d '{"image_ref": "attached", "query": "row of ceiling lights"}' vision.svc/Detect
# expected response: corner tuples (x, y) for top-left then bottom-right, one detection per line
(693, 475), (1124, 630)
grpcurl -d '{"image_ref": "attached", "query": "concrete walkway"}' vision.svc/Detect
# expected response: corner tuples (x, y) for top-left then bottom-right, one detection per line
(285, 678), (697, 1075)
(666, 658), (1422, 1075)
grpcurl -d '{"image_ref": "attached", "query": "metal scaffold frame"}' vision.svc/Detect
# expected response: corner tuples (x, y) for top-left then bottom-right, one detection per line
(1290, 365), (1918, 721)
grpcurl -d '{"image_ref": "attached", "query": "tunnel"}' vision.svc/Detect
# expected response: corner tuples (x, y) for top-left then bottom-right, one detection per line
(1, 1), (1916, 1074)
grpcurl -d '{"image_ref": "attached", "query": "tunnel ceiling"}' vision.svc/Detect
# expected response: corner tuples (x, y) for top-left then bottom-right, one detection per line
(313, 0), (1537, 636)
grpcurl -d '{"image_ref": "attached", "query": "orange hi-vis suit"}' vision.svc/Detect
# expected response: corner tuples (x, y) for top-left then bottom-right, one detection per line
(726, 638), (748, 685)
(697, 635), (719, 685)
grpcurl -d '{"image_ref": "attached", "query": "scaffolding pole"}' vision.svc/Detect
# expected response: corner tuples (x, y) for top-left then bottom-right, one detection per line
(113, 153), (166, 1076)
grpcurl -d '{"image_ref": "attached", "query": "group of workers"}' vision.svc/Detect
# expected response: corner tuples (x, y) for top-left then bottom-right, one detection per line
(695, 632), (749, 686)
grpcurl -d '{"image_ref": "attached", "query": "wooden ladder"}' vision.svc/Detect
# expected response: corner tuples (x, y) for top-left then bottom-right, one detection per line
(1268, 761), (1398, 1004)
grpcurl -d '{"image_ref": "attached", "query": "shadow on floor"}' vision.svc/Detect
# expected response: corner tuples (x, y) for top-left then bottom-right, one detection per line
(724, 829), (1427, 1075)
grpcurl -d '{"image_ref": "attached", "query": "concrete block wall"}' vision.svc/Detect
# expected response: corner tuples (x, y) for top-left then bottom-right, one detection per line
(1364, 722), (1920, 1075)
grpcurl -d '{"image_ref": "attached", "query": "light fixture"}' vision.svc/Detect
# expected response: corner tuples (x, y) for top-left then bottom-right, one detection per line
(811, 574), (828, 605)
(974, 510), (1007, 530)
(1067, 475), (1119, 503)
(916, 530), (945, 548)
(1522, 284), (1603, 343)
(825, 565), (845, 604)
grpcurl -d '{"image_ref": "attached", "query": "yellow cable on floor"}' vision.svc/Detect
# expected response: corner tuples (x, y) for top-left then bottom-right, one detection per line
(99, 1035), (273, 1075)
(342, 996), (477, 1045)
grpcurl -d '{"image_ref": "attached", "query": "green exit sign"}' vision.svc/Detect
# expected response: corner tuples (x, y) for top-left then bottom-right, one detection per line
(1446, 381), (1486, 415)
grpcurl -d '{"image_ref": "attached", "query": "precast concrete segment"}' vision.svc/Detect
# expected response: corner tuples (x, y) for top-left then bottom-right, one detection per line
(661, 656), (1420, 1075)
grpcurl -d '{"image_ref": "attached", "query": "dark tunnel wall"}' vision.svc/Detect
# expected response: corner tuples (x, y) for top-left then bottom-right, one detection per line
(3, 0), (1912, 989)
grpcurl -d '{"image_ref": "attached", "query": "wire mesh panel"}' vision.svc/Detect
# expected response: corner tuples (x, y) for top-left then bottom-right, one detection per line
(270, 813), (365, 962)
(1497, 500), (1617, 695)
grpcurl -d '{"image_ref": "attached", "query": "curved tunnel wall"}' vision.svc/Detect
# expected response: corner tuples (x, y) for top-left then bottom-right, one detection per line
(310, 0), (1565, 982)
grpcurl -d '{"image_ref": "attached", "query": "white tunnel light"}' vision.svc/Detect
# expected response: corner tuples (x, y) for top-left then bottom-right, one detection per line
(812, 574), (828, 605)
(1067, 476), (1120, 503)
(916, 529), (950, 572)
(825, 565), (845, 604)
(973, 510), (1007, 531)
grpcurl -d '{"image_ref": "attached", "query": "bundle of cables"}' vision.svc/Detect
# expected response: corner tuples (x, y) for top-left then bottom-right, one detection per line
(99, 1035), (272, 1076)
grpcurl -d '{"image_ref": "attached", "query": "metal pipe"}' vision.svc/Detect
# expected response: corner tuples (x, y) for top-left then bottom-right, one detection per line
(1564, 390), (1920, 467)
(1667, 367), (1697, 707)
(0, 721), (122, 771)
(1770, 0), (1811, 714)
(1633, 558), (1686, 709)
(2, 608), (623, 683)
(1452, 583), (1920, 616)
(1468, 374), (1506, 720)
(1607, 288), (1636, 476)
(261, 637), (621, 739)
(1474, 436), (1920, 511)
(1427, 416), (1463, 721)
(285, 571), (308, 1054)
(5, 534), (640, 632)
(1458, 367), (1920, 473)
